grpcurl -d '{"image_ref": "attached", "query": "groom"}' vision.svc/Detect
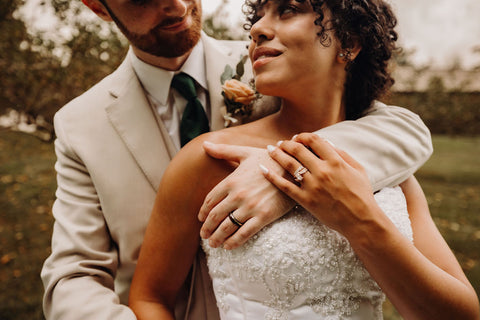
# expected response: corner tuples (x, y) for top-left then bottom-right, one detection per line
(41, 0), (432, 319)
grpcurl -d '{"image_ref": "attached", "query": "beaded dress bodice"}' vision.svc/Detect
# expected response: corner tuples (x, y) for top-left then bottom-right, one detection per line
(202, 187), (413, 320)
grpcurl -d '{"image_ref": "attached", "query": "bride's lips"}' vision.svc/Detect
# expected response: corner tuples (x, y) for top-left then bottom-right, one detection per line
(252, 47), (283, 69)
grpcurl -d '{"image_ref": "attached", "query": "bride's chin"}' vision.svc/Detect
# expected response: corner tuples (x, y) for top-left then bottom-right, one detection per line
(254, 79), (282, 97)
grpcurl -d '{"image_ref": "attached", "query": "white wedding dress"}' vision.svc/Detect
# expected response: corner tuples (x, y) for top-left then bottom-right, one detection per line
(202, 187), (413, 320)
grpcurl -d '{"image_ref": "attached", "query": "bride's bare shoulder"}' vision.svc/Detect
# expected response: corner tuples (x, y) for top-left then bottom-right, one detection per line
(163, 132), (236, 189)
(199, 119), (277, 148)
(186, 126), (260, 148)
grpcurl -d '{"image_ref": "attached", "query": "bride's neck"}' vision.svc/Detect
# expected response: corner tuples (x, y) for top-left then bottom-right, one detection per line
(271, 96), (345, 138)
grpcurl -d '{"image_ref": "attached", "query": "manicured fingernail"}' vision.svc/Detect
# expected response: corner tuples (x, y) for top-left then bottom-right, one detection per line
(292, 134), (298, 140)
(276, 140), (283, 147)
(259, 164), (269, 174)
(203, 141), (214, 147)
(267, 145), (276, 153)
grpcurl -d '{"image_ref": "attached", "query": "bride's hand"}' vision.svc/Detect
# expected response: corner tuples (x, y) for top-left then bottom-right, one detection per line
(261, 133), (382, 236)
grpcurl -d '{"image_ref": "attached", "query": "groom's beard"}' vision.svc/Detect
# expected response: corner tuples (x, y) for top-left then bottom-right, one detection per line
(103, 2), (202, 58)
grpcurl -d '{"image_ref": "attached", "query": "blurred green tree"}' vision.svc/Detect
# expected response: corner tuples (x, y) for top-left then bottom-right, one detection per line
(0, 0), (127, 140)
(0, 0), (53, 122)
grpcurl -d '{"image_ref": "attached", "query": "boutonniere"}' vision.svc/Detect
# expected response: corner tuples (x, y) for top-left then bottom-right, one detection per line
(220, 55), (260, 127)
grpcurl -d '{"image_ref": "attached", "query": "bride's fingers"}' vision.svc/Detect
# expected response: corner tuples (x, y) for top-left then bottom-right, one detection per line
(335, 148), (364, 171)
(259, 164), (304, 205)
(274, 140), (324, 175)
(293, 133), (365, 173)
(292, 133), (341, 163)
(290, 134), (367, 182)
(267, 142), (314, 181)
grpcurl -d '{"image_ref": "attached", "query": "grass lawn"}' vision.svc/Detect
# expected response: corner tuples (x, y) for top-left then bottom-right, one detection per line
(0, 131), (479, 319)
(418, 135), (480, 285)
(0, 131), (56, 320)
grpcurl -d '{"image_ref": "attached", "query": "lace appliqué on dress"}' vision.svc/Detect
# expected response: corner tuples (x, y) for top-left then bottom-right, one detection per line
(202, 187), (412, 319)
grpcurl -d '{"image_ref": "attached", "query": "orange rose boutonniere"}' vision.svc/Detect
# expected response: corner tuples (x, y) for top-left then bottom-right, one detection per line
(221, 55), (259, 126)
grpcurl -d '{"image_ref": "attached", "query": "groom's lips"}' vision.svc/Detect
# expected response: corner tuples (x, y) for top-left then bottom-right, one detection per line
(160, 17), (191, 32)
(252, 47), (283, 69)
(159, 7), (193, 32)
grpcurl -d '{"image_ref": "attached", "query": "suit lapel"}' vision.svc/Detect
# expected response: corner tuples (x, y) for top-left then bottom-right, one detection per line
(103, 38), (256, 191)
(105, 54), (173, 191)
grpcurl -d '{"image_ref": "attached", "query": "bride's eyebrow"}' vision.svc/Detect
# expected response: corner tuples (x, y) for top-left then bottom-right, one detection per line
(266, 0), (304, 8)
(280, 0), (309, 8)
(256, 0), (307, 13)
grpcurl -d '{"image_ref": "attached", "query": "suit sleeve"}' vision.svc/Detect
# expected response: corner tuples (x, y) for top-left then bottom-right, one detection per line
(314, 101), (433, 191)
(40, 114), (137, 320)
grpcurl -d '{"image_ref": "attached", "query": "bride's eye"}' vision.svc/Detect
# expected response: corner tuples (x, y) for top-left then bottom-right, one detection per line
(278, 4), (300, 17)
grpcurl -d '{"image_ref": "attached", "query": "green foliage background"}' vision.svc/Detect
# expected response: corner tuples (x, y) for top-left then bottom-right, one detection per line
(388, 92), (480, 136)
(0, 0), (127, 135)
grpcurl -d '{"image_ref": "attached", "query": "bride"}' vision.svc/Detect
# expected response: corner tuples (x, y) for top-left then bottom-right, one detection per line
(129, 0), (479, 319)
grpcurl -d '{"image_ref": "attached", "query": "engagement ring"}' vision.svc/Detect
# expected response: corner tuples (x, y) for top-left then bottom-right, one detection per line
(293, 166), (309, 182)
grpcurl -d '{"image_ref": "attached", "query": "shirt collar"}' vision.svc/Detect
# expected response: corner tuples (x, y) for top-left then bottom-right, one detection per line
(130, 39), (207, 106)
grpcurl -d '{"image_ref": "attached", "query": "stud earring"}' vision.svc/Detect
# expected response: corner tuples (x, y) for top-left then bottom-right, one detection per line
(339, 50), (353, 62)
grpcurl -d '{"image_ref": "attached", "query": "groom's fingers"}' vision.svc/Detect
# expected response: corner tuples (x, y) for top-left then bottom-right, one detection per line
(198, 180), (230, 222)
(199, 191), (237, 238)
(199, 143), (261, 223)
(206, 209), (248, 248)
(207, 214), (267, 250)
(203, 141), (249, 163)
(201, 146), (295, 249)
(222, 217), (262, 250)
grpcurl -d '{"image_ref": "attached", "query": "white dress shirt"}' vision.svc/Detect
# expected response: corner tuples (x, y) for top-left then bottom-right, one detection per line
(130, 40), (210, 151)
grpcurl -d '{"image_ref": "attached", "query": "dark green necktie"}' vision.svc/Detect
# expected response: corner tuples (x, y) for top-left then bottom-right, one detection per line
(171, 73), (210, 147)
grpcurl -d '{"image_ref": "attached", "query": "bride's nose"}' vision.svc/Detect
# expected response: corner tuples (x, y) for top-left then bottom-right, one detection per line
(250, 15), (275, 44)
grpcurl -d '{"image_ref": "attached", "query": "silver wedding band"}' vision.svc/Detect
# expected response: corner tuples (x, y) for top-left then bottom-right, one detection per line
(229, 212), (244, 228)
(293, 165), (309, 182)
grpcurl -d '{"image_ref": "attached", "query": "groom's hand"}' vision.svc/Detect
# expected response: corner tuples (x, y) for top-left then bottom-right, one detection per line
(198, 142), (294, 250)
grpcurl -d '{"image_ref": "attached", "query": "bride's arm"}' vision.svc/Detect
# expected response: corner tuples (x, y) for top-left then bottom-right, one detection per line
(262, 134), (479, 319)
(376, 176), (479, 319)
(128, 134), (232, 320)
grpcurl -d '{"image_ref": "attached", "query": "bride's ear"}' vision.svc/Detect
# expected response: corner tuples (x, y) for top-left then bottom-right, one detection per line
(336, 44), (362, 64)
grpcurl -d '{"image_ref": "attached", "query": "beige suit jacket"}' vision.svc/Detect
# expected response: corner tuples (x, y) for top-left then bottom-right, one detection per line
(41, 34), (433, 319)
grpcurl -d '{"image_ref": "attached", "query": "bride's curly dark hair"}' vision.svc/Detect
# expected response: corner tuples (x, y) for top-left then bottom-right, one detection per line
(243, 0), (398, 120)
